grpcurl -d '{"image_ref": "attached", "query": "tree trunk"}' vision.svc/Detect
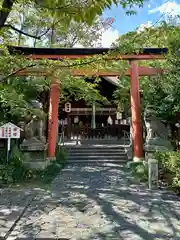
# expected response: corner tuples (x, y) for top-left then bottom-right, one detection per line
(0, 0), (15, 28)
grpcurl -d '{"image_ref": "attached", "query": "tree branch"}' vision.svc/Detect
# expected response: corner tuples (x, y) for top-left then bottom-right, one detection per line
(39, 28), (51, 38)
(36, 2), (79, 15)
(0, 55), (106, 82)
(0, 64), (36, 82)
(3, 24), (42, 39)
(36, 3), (72, 11)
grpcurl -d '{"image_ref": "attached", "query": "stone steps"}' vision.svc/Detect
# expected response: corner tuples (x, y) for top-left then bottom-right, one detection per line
(80, 139), (130, 145)
(60, 138), (130, 147)
(67, 160), (128, 163)
(68, 152), (126, 156)
(68, 155), (127, 159)
(65, 145), (128, 164)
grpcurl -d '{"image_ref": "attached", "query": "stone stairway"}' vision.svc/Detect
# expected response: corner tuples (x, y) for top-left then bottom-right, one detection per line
(65, 145), (128, 164)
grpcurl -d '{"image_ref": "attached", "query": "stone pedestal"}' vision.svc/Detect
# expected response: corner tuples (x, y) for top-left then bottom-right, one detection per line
(20, 138), (49, 169)
(144, 137), (173, 161)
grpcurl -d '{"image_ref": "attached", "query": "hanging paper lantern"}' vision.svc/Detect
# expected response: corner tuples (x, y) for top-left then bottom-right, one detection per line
(65, 102), (71, 112)
(116, 112), (122, 120)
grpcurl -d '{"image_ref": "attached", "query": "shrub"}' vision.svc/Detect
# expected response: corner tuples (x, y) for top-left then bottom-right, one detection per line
(39, 162), (62, 183)
(56, 144), (68, 166)
(39, 146), (68, 183)
(0, 144), (68, 185)
(128, 161), (148, 182)
(0, 149), (6, 164)
(154, 151), (180, 193)
(0, 145), (29, 184)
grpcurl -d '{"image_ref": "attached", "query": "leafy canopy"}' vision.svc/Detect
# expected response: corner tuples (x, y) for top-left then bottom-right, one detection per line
(113, 20), (180, 122)
(0, 0), (146, 122)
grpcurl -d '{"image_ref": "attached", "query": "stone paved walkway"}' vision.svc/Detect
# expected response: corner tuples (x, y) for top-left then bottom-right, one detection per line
(1, 163), (180, 239)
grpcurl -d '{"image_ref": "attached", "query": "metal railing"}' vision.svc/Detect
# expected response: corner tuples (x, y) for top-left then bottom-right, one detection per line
(58, 129), (65, 146)
(122, 130), (132, 147)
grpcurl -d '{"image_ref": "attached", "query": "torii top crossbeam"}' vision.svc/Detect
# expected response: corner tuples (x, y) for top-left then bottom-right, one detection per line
(8, 46), (167, 77)
(8, 46), (168, 60)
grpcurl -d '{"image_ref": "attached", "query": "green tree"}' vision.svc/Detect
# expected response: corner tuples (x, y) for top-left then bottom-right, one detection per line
(0, 0), (146, 122)
(113, 21), (180, 122)
(0, 0), (144, 42)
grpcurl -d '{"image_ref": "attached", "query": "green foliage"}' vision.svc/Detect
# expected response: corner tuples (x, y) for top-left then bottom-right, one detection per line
(0, 144), (67, 185)
(62, 75), (109, 104)
(33, 0), (144, 25)
(38, 162), (62, 184)
(128, 161), (148, 182)
(0, 0), (147, 121)
(56, 145), (68, 166)
(139, 24), (180, 120)
(36, 146), (68, 184)
(0, 75), (49, 122)
(0, 52), (119, 122)
(154, 151), (180, 193)
(113, 22), (180, 50)
(113, 20), (180, 122)
(0, 145), (30, 184)
(0, 0), (145, 46)
(113, 76), (130, 115)
(43, 18), (115, 48)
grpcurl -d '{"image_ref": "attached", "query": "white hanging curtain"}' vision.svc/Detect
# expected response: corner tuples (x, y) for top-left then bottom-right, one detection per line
(74, 116), (79, 123)
(107, 116), (113, 125)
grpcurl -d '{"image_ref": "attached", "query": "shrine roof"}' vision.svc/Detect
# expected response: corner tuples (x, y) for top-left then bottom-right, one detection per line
(8, 46), (168, 57)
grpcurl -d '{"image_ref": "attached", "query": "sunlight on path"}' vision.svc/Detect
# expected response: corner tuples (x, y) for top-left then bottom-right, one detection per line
(1, 163), (180, 240)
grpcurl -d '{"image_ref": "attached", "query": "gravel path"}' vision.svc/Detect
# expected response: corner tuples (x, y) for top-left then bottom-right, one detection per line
(1, 163), (180, 240)
(0, 188), (36, 238)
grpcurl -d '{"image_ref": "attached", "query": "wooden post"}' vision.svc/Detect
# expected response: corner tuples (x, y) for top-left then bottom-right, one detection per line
(148, 159), (159, 189)
(130, 61), (144, 161)
(92, 101), (96, 129)
(67, 113), (71, 139)
(47, 79), (60, 159)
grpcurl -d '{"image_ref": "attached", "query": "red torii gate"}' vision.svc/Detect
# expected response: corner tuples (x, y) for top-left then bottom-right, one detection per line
(9, 46), (167, 161)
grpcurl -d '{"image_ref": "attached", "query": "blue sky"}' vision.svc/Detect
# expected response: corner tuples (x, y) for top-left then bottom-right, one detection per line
(97, 0), (180, 47)
(103, 0), (180, 34)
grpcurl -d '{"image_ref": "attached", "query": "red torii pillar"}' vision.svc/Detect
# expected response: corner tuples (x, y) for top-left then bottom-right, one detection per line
(47, 79), (60, 159)
(130, 61), (144, 161)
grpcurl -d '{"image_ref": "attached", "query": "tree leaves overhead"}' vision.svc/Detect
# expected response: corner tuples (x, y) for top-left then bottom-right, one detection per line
(0, 0), (146, 122)
(0, 0), (145, 46)
(113, 20), (180, 122)
(36, 0), (144, 24)
(0, 0), (145, 36)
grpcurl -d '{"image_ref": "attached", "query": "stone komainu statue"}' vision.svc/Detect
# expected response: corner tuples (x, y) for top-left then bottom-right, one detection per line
(21, 100), (46, 143)
(144, 106), (170, 141)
